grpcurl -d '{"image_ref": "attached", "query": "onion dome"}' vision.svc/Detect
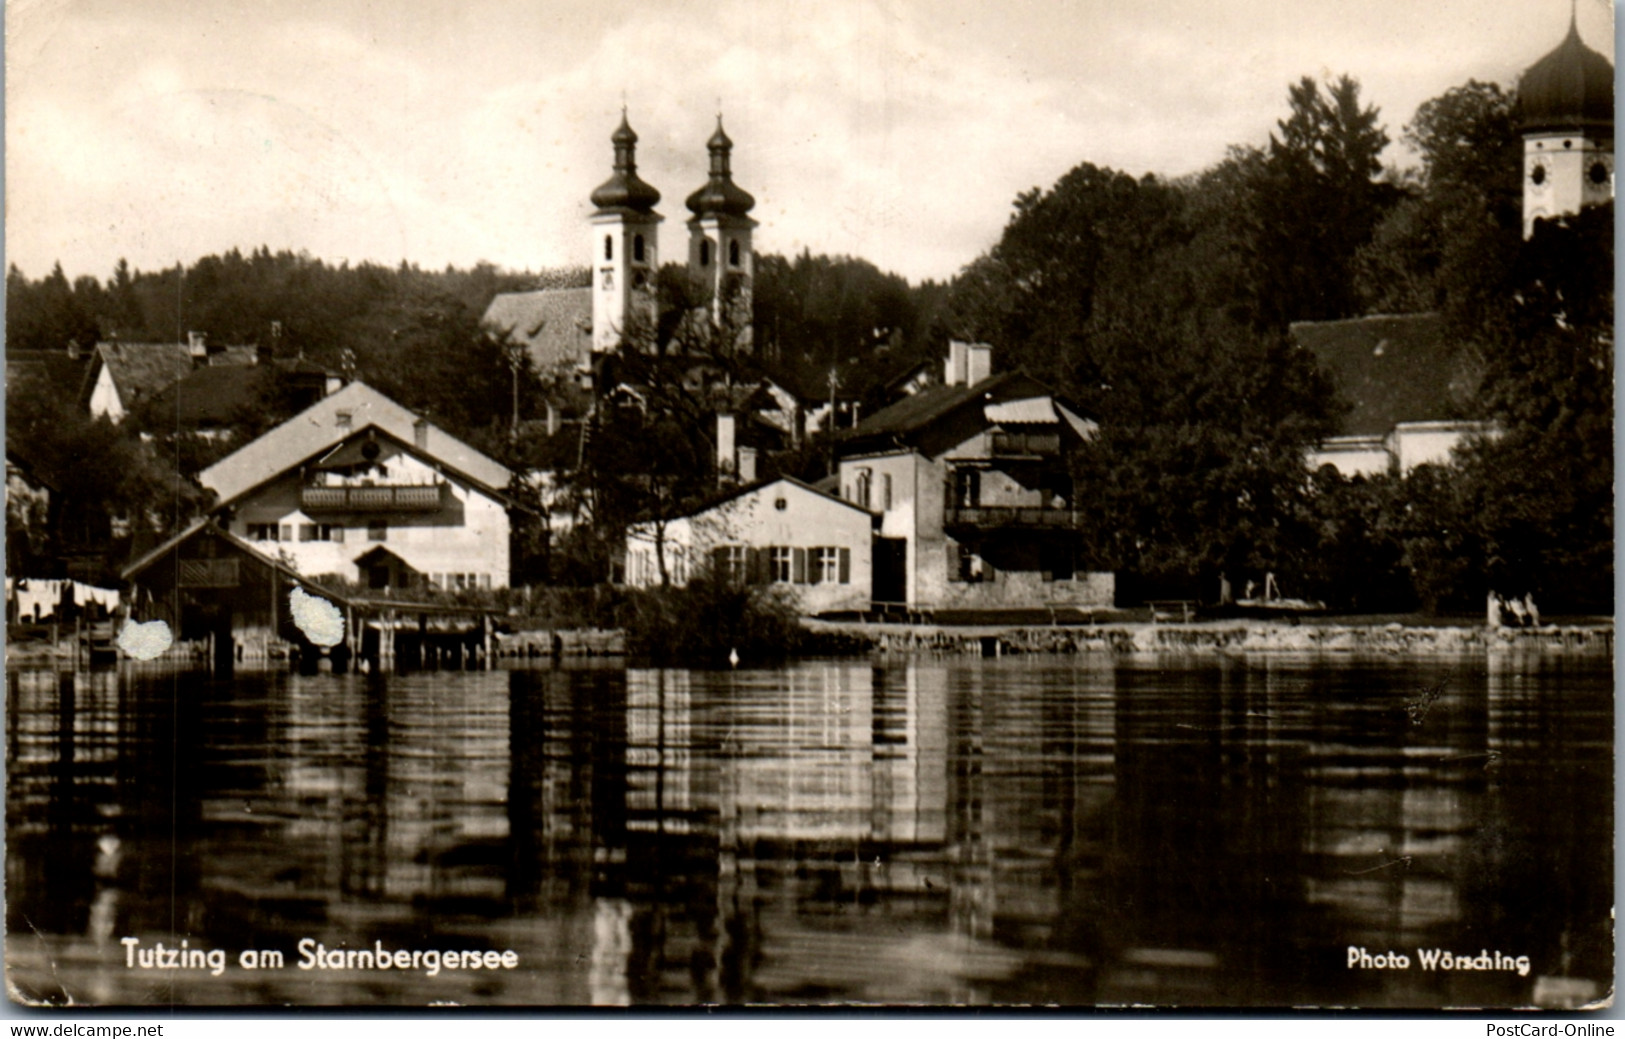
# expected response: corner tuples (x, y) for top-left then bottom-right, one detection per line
(685, 117), (756, 219)
(590, 112), (661, 213)
(1518, 17), (1614, 133)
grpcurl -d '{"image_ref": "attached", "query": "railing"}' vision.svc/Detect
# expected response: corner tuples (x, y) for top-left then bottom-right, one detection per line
(943, 504), (1080, 529)
(301, 484), (444, 512)
(990, 432), (1060, 456)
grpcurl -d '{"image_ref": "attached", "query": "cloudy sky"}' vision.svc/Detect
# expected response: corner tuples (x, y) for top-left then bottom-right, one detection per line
(6, 0), (1615, 286)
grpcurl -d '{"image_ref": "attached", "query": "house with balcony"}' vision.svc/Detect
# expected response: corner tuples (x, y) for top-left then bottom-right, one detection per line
(835, 341), (1112, 611)
(197, 381), (513, 592)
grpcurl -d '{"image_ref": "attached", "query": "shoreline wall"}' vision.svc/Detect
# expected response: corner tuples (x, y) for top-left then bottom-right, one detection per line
(806, 621), (1615, 656)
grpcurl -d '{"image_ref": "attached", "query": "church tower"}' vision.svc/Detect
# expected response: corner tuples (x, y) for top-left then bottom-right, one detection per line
(1518, 14), (1614, 237)
(686, 117), (757, 353)
(590, 112), (663, 352)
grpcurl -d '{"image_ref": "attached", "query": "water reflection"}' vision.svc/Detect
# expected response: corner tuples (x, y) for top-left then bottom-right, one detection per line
(5, 654), (1611, 1007)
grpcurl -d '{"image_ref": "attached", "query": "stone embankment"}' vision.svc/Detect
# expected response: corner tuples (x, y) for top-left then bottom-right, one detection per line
(803, 620), (1613, 656)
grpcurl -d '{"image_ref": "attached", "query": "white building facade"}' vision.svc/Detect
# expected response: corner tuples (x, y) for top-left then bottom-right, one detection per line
(623, 477), (876, 615)
(199, 382), (513, 591)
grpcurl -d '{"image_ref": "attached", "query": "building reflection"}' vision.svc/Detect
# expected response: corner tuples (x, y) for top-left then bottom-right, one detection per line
(4, 653), (1611, 1007)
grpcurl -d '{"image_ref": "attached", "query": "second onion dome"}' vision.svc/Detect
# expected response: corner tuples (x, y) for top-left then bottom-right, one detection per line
(686, 117), (756, 219)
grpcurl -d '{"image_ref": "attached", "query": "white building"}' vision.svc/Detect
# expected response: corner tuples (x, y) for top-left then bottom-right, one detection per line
(198, 381), (513, 591)
(835, 342), (1114, 611)
(623, 476), (877, 615)
(1292, 314), (1495, 478)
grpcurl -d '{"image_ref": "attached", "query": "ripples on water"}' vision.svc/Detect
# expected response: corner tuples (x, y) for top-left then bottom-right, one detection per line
(5, 654), (1612, 1007)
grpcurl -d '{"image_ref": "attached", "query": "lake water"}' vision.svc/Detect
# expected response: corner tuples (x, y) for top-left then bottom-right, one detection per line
(5, 653), (1612, 1008)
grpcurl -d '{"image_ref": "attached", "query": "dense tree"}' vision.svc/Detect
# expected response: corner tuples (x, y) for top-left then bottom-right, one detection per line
(1354, 80), (1522, 319)
(1245, 75), (1399, 325)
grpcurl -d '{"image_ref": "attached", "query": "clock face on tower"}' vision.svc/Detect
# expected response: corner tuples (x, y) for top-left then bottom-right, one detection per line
(1529, 158), (1551, 187)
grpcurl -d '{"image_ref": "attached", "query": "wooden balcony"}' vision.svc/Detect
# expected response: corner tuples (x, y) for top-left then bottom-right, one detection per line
(990, 432), (1061, 457)
(943, 504), (1080, 530)
(300, 484), (445, 513)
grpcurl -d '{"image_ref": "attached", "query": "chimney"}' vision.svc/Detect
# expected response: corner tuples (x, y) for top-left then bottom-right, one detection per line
(945, 340), (970, 386)
(965, 342), (992, 385)
(737, 446), (758, 484)
(716, 412), (737, 481)
(413, 417), (430, 450)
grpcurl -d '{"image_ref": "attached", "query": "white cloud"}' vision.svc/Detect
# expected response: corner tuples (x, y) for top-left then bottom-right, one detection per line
(5, 0), (1612, 285)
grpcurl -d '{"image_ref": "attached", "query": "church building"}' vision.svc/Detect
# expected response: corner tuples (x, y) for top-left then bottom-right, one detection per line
(484, 112), (759, 386)
(1299, 15), (1613, 478)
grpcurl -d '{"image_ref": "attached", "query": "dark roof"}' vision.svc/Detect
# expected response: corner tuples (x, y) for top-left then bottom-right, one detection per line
(844, 370), (1051, 439)
(85, 341), (256, 412)
(590, 113), (662, 213)
(1519, 18), (1614, 133)
(1291, 313), (1480, 437)
(141, 364), (266, 427)
(483, 288), (593, 375)
(6, 350), (87, 401)
(123, 519), (354, 605)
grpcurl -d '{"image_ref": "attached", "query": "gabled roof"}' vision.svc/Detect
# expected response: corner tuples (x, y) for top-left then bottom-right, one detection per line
(483, 288), (593, 375)
(141, 364), (266, 427)
(656, 475), (879, 526)
(6, 350), (87, 401)
(197, 381), (511, 506)
(1291, 313), (1480, 438)
(839, 370), (1072, 457)
(81, 342), (258, 412)
(122, 518), (354, 606)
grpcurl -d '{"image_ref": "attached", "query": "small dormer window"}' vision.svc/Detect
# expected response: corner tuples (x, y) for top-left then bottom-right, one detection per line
(633, 234), (645, 263)
(700, 240), (711, 267)
(605, 235), (614, 261)
(729, 240), (741, 267)
(336, 410), (353, 431)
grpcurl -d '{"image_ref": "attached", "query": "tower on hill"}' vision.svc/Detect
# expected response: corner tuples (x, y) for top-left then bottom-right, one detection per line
(589, 111), (663, 352)
(685, 116), (757, 354)
(1519, 13), (1614, 237)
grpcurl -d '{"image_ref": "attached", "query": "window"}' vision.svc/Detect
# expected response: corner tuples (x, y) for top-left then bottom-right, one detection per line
(700, 240), (711, 267)
(280, 524), (294, 542)
(605, 235), (613, 261)
(480, 574), (492, 590)
(1040, 542), (1075, 581)
(950, 542), (990, 583)
(633, 234), (645, 262)
(854, 469), (871, 510)
(882, 473), (893, 510)
(809, 547), (832, 584)
(300, 524), (343, 542)
(336, 411), (352, 431)
(729, 239), (741, 266)
(724, 545), (748, 583)
(954, 468), (980, 508)
(769, 546), (792, 583)
(299, 523), (318, 542)
(247, 523), (279, 542)
(368, 519), (388, 541)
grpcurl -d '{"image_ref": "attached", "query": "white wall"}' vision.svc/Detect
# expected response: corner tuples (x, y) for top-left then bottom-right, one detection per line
(87, 365), (124, 421)
(625, 479), (872, 614)
(225, 448), (510, 588)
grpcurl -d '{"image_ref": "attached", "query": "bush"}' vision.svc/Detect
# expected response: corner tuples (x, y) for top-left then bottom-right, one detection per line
(620, 575), (806, 666)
